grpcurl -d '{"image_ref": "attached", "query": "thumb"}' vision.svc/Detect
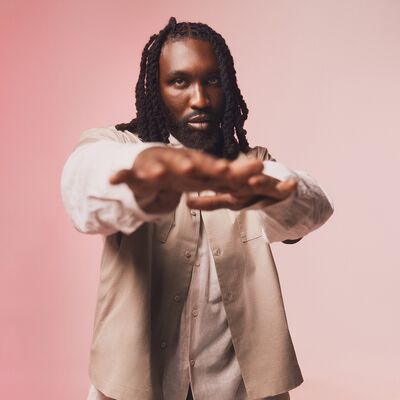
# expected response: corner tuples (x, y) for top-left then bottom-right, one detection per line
(276, 179), (298, 196)
(109, 169), (133, 185)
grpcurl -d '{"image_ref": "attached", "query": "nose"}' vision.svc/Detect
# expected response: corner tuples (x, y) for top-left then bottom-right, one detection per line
(189, 83), (210, 110)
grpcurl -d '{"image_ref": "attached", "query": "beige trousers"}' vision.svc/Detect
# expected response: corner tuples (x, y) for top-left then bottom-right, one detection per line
(87, 384), (290, 400)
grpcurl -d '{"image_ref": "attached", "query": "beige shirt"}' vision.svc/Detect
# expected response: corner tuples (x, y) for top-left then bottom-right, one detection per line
(61, 127), (334, 400)
(86, 221), (288, 399)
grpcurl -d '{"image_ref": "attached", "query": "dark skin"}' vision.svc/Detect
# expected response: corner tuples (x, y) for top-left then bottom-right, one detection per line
(110, 38), (298, 213)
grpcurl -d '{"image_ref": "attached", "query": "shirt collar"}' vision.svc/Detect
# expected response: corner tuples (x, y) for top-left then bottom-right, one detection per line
(168, 133), (184, 148)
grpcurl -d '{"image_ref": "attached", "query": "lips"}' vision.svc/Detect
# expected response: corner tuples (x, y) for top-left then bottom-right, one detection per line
(187, 121), (213, 131)
(186, 115), (215, 131)
(188, 115), (212, 123)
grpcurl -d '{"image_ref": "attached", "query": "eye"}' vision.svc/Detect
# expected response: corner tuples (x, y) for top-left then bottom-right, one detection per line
(173, 78), (187, 87)
(208, 76), (220, 85)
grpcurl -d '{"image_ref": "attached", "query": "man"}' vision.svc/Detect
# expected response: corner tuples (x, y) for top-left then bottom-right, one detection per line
(61, 17), (334, 400)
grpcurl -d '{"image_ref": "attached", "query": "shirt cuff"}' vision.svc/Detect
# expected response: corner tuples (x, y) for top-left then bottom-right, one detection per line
(246, 160), (304, 243)
(61, 139), (172, 235)
(94, 140), (167, 212)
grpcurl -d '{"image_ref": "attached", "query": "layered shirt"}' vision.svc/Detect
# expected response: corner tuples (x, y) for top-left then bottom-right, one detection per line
(61, 127), (334, 400)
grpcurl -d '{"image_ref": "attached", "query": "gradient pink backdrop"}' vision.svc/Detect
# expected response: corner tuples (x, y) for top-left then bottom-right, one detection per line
(1, 1), (399, 399)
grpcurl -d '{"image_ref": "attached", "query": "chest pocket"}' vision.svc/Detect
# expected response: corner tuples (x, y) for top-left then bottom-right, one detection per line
(235, 210), (263, 242)
(153, 211), (176, 243)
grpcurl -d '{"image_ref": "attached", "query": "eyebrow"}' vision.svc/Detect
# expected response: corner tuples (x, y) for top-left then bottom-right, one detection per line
(165, 68), (220, 79)
(165, 70), (191, 79)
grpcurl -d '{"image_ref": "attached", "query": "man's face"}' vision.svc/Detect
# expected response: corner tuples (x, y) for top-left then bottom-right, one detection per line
(159, 38), (225, 154)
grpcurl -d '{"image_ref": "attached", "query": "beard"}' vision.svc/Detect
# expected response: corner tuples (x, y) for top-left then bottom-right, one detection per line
(163, 107), (224, 158)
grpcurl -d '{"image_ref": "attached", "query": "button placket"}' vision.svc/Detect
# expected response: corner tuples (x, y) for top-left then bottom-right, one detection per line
(185, 213), (204, 390)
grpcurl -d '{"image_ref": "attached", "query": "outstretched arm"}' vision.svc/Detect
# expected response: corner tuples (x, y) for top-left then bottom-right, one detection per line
(186, 157), (334, 244)
(254, 160), (334, 244)
(61, 128), (268, 236)
(60, 138), (166, 236)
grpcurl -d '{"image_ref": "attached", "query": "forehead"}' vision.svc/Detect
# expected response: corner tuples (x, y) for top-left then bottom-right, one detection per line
(159, 38), (219, 75)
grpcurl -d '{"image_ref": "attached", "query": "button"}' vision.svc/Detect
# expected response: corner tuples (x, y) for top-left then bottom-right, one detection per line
(192, 309), (199, 317)
(194, 262), (200, 267)
(174, 294), (181, 302)
(240, 231), (246, 239)
(224, 292), (233, 301)
(160, 341), (167, 349)
(190, 210), (197, 216)
(213, 248), (221, 256)
(184, 250), (191, 258)
(190, 359), (195, 367)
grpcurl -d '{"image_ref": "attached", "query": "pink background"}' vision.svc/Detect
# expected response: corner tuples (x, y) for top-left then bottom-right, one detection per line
(1, 1), (399, 399)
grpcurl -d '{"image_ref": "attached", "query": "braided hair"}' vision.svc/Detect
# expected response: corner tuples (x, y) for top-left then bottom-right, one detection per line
(116, 17), (250, 159)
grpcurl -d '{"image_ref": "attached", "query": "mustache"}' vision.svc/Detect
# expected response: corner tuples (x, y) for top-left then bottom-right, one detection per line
(161, 104), (221, 133)
(181, 111), (216, 125)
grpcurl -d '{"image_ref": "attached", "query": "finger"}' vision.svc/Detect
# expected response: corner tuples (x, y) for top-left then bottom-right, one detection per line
(247, 174), (280, 187)
(225, 159), (264, 189)
(110, 163), (166, 186)
(179, 158), (263, 194)
(173, 156), (229, 186)
(248, 175), (297, 199)
(158, 149), (228, 178)
(109, 169), (138, 185)
(135, 161), (168, 183)
(187, 194), (241, 211)
(142, 150), (230, 192)
(184, 151), (230, 178)
(275, 179), (298, 198)
(177, 157), (232, 192)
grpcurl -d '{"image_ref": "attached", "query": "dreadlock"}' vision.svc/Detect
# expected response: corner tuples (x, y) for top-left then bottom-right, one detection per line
(115, 17), (250, 159)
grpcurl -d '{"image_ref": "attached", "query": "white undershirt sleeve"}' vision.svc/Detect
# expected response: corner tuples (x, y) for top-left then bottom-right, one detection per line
(252, 160), (334, 244)
(60, 139), (170, 236)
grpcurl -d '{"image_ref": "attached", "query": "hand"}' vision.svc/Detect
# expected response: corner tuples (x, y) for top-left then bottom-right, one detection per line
(186, 174), (298, 211)
(109, 147), (265, 214)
